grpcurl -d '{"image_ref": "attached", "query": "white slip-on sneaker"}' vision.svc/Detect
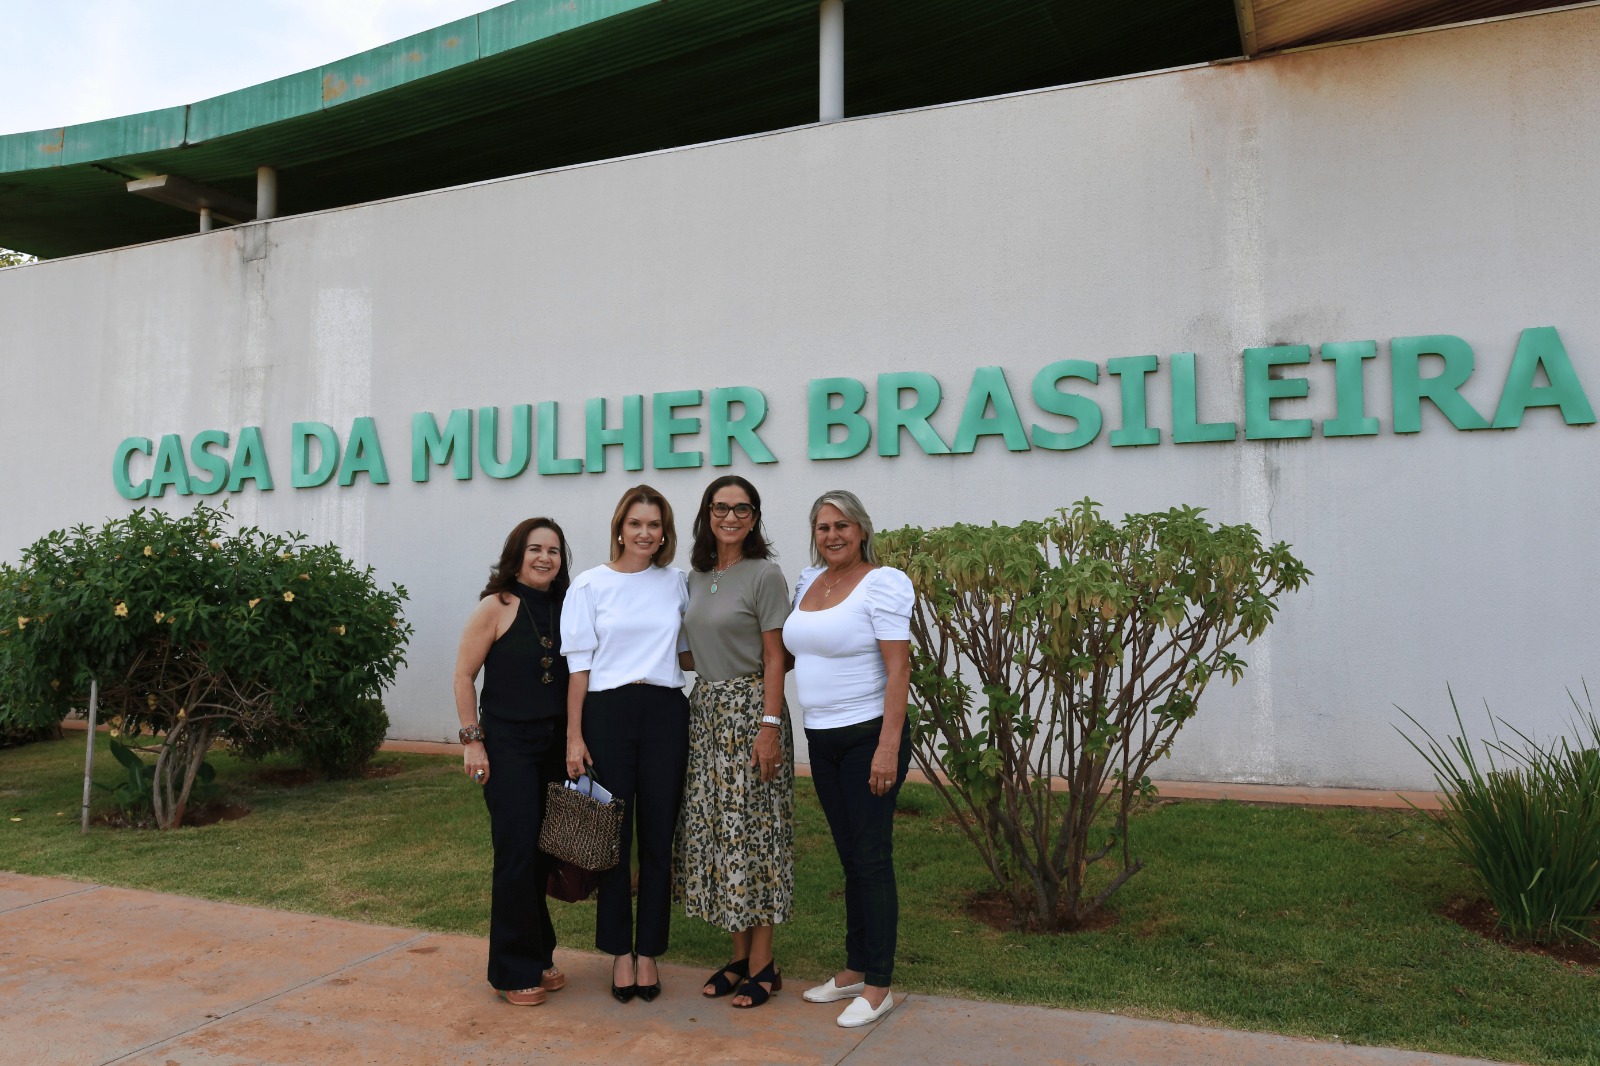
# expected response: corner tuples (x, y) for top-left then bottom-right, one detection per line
(803, 976), (867, 1003)
(836, 992), (896, 1028)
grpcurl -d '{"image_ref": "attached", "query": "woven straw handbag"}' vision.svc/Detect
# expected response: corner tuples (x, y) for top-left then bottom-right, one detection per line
(539, 775), (624, 872)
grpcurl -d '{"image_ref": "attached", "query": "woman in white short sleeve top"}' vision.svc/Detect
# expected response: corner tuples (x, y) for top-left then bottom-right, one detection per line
(781, 489), (913, 1030)
(561, 484), (689, 1005)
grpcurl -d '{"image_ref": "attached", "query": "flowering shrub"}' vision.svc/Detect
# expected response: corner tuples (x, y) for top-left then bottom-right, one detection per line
(0, 503), (412, 827)
(877, 499), (1310, 932)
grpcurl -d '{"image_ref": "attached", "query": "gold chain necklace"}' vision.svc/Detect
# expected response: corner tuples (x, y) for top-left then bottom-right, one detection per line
(819, 561), (863, 600)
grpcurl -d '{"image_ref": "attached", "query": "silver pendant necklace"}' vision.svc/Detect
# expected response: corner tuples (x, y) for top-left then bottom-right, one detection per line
(710, 557), (739, 594)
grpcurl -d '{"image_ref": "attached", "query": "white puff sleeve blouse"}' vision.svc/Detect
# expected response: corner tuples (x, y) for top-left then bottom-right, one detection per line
(781, 565), (913, 730)
(560, 564), (689, 692)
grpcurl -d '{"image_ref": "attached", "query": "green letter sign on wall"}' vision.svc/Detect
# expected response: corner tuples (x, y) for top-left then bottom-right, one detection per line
(1030, 360), (1101, 451)
(478, 405), (532, 479)
(1391, 335), (1489, 433)
(1107, 355), (1160, 447)
(1321, 341), (1380, 437)
(809, 377), (871, 460)
(1492, 327), (1596, 428)
(652, 390), (704, 470)
(1171, 352), (1237, 444)
(709, 387), (777, 466)
(1243, 346), (1313, 440)
(413, 409), (473, 480)
(113, 437), (153, 500)
(878, 372), (950, 457)
(292, 422), (340, 489)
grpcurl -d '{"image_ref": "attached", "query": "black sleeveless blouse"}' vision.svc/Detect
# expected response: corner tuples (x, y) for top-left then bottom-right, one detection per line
(479, 583), (567, 722)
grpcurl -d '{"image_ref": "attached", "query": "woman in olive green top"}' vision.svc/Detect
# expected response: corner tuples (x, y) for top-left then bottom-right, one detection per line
(674, 475), (794, 1009)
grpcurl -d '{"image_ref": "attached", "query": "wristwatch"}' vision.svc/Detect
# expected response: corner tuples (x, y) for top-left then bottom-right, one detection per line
(759, 715), (783, 729)
(459, 724), (485, 744)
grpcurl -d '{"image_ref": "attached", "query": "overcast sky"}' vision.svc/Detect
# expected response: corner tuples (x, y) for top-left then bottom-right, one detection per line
(0, 0), (499, 135)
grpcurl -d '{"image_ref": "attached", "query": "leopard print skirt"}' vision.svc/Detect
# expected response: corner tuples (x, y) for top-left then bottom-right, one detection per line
(672, 674), (795, 930)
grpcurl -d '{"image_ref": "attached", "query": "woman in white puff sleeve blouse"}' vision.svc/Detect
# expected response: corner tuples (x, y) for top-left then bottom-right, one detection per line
(561, 484), (689, 1005)
(782, 490), (913, 1030)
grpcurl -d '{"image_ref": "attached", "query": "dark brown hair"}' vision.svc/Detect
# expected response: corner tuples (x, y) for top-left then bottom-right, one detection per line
(608, 484), (677, 567)
(479, 517), (572, 601)
(690, 475), (774, 572)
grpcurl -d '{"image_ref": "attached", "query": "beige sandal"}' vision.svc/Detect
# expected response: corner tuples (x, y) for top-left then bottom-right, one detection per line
(541, 967), (566, 992)
(501, 987), (547, 1006)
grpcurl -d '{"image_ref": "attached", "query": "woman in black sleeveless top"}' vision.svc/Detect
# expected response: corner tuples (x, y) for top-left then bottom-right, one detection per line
(453, 517), (573, 1006)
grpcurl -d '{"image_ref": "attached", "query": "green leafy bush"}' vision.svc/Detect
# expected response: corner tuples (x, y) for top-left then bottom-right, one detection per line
(877, 499), (1310, 932)
(0, 503), (412, 827)
(293, 697), (390, 779)
(1399, 688), (1600, 945)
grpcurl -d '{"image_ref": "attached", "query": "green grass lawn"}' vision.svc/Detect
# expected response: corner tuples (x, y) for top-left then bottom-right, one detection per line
(4, 733), (1596, 1064)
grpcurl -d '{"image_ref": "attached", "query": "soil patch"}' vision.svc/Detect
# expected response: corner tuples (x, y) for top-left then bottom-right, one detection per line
(965, 887), (1119, 934)
(93, 802), (252, 830)
(362, 761), (405, 779)
(1440, 897), (1600, 969)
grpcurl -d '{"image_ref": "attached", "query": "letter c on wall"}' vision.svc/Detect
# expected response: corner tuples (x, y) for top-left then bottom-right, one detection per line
(113, 437), (153, 500)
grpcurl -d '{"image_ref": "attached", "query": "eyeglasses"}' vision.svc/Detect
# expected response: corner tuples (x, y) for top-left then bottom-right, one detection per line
(710, 502), (755, 518)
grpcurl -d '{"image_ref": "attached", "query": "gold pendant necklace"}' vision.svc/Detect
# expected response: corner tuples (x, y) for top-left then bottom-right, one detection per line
(820, 561), (861, 600)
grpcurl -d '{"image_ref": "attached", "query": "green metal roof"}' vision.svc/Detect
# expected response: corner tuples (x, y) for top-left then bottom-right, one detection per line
(0, 0), (1560, 259)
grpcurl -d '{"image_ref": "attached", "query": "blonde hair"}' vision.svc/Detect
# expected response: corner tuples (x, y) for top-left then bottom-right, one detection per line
(808, 489), (876, 567)
(609, 484), (677, 567)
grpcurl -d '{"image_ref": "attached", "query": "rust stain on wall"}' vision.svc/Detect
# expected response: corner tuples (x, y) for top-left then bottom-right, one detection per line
(322, 75), (348, 102)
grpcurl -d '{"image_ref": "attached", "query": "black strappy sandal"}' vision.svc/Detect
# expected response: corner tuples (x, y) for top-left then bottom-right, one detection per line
(731, 960), (782, 1009)
(702, 958), (749, 998)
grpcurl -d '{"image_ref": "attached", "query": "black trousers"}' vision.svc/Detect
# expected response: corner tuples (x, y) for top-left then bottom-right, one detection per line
(481, 714), (565, 991)
(806, 716), (912, 988)
(581, 684), (690, 958)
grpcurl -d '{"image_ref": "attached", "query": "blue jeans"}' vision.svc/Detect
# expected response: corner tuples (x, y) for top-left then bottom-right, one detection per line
(805, 716), (911, 987)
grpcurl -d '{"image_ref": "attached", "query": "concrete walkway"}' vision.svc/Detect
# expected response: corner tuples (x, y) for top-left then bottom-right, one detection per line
(0, 873), (1507, 1066)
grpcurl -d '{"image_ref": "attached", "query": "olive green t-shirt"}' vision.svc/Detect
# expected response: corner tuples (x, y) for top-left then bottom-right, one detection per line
(683, 559), (791, 682)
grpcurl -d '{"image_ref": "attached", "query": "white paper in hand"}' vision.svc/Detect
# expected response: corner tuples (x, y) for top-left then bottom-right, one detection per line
(566, 774), (614, 805)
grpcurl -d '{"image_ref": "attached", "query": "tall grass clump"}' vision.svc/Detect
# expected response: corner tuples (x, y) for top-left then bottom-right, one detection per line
(1399, 687), (1600, 945)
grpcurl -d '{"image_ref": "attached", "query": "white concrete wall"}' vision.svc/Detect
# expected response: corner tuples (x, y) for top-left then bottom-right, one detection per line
(3, 7), (1598, 789)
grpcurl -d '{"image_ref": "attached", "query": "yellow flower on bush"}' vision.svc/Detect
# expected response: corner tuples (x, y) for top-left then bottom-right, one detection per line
(209, 540), (222, 550)
(108, 728), (120, 738)
(143, 545), (153, 557)
(50, 679), (60, 691)
(283, 591), (295, 603)
(15, 616), (26, 630)
(248, 598), (261, 609)
(153, 611), (165, 624)
(338, 625), (347, 636)
(299, 573), (310, 581)
(113, 602), (129, 617)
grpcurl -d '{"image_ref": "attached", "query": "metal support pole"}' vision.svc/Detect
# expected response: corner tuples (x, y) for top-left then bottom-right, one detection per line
(198, 207), (213, 233)
(256, 166), (277, 220)
(79, 679), (99, 834)
(819, 0), (844, 123)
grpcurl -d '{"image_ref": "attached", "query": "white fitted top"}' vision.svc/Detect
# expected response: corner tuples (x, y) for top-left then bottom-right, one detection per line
(782, 565), (913, 729)
(560, 564), (689, 692)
